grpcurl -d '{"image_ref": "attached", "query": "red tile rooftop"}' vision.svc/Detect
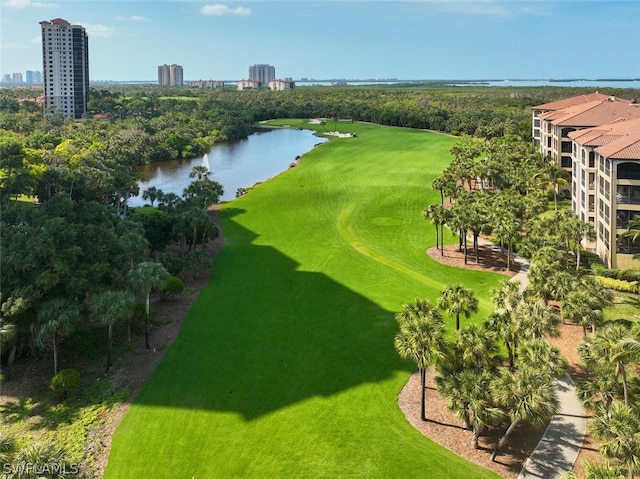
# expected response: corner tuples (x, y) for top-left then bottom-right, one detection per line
(532, 92), (632, 111)
(570, 118), (640, 160)
(540, 99), (640, 127)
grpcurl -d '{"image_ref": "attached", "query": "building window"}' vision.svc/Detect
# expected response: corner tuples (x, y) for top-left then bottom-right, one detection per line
(561, 157), (572, 168)
(618, 162), (640, 180)
(617, 235), (640, 255)
(617, 185), (640, 205)
(616, 210), (639, 229)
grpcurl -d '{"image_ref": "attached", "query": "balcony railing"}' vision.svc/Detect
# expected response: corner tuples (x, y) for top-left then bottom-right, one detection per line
(616, 194), (640, 205)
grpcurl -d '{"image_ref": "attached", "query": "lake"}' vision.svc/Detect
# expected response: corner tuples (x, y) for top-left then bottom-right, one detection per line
(130, 127), (327, 205)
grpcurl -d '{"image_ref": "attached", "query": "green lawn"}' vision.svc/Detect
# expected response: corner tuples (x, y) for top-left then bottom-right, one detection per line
(105, 121), (505, 478)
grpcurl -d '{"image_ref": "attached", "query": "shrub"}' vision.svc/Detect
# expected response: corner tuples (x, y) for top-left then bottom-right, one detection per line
(160, 275), (184, 301)
(595, 276), (639, 293)
(592, 264), (621, 279)
(619, 268), (640, 282)
(50, 368), (81, 400)
(157, 252), (184, 275)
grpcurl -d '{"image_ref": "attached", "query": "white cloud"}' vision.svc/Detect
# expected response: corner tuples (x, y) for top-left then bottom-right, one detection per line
(31, 35), (41, 44)
(116, 15), (150, 23)
(201, 4), (252, 17)
(81, 23), (118, 37)
(0, 42), (20, 49)
(3, 0), (58, 8)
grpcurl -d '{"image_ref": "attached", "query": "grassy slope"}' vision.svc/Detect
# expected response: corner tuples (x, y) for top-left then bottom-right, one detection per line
(105, 121), (504, 478)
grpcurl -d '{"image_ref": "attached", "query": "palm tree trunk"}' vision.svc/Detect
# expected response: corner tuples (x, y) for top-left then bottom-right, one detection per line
(440, 223), (445, 255)
(456, 313), (460, 331)
(464, 234), (468, 265)
(472, 428), (481, 449)
(53, 332), (58, 376)
(620, 363), (629, 407)
(435, 223), (439, 250)
(420, 367), (427, 421)
(145, 292), (151, 350)
(491, 418), (520, 461)
(474, 233), (479, 263)
(106, 324), (113, 374)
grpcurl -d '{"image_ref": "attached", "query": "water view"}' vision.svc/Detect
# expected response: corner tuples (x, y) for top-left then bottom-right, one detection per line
(130, 127), (327, 205)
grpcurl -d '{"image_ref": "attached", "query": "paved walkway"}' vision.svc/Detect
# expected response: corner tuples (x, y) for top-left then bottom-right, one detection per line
(477, 238), (587, 478)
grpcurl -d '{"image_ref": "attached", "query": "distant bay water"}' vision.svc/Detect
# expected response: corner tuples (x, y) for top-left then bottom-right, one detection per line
(295, 80), (640, 89)
(130, 127), (327, 205)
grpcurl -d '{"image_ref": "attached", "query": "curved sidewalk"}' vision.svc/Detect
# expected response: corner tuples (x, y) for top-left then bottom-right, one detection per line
(479, 239), (587, 478)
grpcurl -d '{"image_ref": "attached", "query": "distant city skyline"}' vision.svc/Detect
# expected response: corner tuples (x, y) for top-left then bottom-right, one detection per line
(1, 1), (639, 82)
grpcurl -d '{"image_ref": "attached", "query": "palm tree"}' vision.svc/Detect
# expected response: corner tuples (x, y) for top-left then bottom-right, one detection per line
(535, 160), (569, 211)
(142, 186), (163, 207)
(437, 369), (505, 448)
(394, 298), (447, 421)
(562, 291), (603, 337)
(493, 212), (520, 270)
(517, 338), (567, 379)
(557, 210), (596, 272)
(438, 284), (478, 331)
(491, 279), (522, 313)
(423, 204), (449, 255)
(490, 368), (559, 461)
(589, 401), (640, 479)
(128, 261), (169, 350)
(487, 311), (517, 368)
(512, 299), (561, 342)
(548, 270), (577, 321)
(37, 298), (80, 375)
(576, 361), (622, 412)
(579, 324), (639, 407)
(91, 290), (135, 373)
(582, 460), (626, 479)
(455, 323), (499, 373)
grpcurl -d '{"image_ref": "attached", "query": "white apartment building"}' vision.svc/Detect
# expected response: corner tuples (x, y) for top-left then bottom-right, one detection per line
(40, 18), (89, 119)
(158, 64), (183, 86)
(570, 118), (640, 269)
(236, 80), (262, 91)
(191, 80), (224, 89)
(268, 79), (295, 91)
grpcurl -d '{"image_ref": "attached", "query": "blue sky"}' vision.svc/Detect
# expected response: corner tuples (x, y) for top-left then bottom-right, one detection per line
(1, 0), (639, 81)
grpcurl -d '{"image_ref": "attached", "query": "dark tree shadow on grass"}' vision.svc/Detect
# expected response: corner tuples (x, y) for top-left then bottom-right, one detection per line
(129, 207), (408, 420)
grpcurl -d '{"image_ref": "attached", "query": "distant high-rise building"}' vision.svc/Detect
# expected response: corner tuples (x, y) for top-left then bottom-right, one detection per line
(248, 64), (275, 85)
(12, 73), (23, 83)
(2, 74), (11, 83)
(26, 70), (42, 84)
(40, 18), (89, 119)
(158, 64), (183, 86)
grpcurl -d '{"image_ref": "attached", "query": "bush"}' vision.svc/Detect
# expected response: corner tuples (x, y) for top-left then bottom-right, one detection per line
(595, 276), (639, 293)
(50, 368), (81, 400)
(619, 268), (640, 282)
(157, 252), (184, 276)
(160, 275), (184, 301)
(592, 264), (621, 279)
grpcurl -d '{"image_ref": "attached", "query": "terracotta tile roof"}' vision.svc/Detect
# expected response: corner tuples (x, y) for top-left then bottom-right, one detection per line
(570, 118), (640, 160)
(543, 99), (640, 127)
(532, 92), (632, 111)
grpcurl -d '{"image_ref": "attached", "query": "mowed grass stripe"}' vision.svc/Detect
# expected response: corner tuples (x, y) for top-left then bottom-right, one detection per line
(104, 122), (503, 478)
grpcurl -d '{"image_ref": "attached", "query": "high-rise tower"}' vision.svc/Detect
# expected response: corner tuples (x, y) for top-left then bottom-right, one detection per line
(248, 64), (275, 85)
(158, 64), (183, 86)
(40, 18), (89, 119)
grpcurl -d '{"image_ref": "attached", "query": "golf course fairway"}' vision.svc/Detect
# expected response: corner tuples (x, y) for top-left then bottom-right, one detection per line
(104, 121), (504, 478)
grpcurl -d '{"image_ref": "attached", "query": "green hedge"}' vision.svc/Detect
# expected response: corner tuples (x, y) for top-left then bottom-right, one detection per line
(595, 276), (640, 293)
